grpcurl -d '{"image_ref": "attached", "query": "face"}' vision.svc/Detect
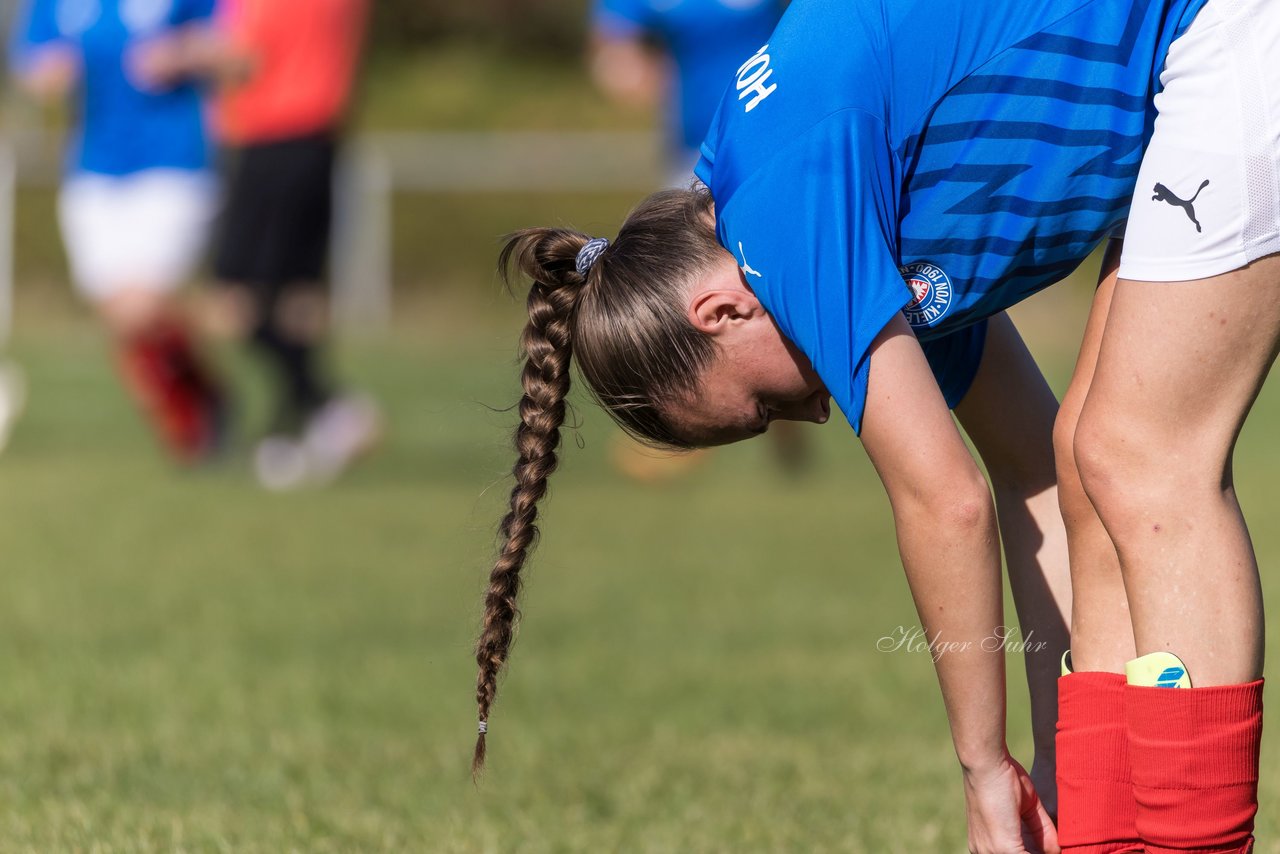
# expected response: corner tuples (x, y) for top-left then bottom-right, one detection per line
(666, 254), (832, 447)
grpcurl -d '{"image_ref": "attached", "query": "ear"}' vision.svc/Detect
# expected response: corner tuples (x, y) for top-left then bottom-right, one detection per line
(687, 286), (764, 336)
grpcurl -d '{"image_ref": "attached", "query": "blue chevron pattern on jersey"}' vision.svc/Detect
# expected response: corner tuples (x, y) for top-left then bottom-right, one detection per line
(897, 0), (1188, 339)
(695, 0), (1209, 431)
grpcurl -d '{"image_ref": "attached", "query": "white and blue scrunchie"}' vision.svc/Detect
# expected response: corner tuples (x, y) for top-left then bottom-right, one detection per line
(574, 237), (610, 276)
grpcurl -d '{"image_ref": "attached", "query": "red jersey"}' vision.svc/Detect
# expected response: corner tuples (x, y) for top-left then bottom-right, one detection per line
(216, 0), (367, 144)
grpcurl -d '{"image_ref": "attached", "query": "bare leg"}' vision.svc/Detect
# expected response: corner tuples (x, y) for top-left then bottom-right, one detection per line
(1075, 254), (1280, 686)
(1053, 241), (1137, 674)
(98, 286), (172, 338)
(1049, 241), (1149, 853)
(198, 283), (256, 340)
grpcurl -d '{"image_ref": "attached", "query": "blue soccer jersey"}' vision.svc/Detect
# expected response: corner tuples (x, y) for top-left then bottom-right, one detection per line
(593, 0), (783, 156)
(694, 0), (1210, 432)
(11, 0), (215, 176)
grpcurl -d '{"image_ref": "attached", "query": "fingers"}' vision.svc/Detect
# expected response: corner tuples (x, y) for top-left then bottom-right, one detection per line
(1021, 805), (1060, 854)
(966, 755), (1062, 854)
(1020, 772), (1061, 854)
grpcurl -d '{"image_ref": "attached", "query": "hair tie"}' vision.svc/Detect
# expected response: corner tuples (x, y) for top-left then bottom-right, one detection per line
(575, 237), (610, 276)
(477, 720), (488, 735)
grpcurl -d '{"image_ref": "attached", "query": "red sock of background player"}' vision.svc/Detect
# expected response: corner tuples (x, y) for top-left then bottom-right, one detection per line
(117, 319), (221, 461)
(157, 320), (230, 450)
(1056, 670), (1142, 854)
(1126, 679), (1263, 854)
(155, 320), (219, 395)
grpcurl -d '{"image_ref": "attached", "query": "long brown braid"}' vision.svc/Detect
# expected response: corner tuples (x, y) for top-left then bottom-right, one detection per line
(474, 188), (727, 775)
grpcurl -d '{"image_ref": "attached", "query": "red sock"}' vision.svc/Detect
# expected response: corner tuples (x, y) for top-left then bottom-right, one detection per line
(116, 320), (222, 462)
(1056, 671), (1143, 853)
(1126, 679), (1263, 854)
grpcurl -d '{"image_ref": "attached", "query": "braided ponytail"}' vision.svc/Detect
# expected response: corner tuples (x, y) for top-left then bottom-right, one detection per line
(473, 187), (725, 776)
(473, 228), (594, 776)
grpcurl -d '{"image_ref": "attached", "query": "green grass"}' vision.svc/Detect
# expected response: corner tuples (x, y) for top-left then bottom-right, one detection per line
(0, 280), (1276, 852)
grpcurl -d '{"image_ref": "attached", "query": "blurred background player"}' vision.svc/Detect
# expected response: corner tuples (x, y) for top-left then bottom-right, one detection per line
(9, 0), (228, 464)
(588, 0), (785, 185)
(587, 0), (807, 481)
(211, 0), (379, 490)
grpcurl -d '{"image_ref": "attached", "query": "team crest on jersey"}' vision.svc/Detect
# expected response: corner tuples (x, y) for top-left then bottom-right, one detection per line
(899, 261), (952, 329)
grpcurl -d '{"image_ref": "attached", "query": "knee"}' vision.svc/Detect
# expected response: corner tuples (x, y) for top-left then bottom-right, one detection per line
(1052, 404), (1093, 520)
(98, 288), (170, 339)
(203, 285), (256, 341)
(1072, 405), (1140, 523)
(1073, 405), (1226, 532)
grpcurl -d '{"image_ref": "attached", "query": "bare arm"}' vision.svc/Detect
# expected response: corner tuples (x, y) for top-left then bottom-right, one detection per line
(954, 312), (1072, 821)
(586, 32), (666, 110)
(127, 25), (254, 92)
(861, 315), (1058, 853)
(13, 44), (79, 101)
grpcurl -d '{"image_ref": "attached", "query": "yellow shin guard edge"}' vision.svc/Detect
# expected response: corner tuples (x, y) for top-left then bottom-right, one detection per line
(1125, 651), (1192, 688)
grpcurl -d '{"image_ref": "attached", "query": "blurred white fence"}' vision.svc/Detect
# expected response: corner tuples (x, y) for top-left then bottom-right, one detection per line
(332, 130), (663, 330)
(1, 129), (664, 335)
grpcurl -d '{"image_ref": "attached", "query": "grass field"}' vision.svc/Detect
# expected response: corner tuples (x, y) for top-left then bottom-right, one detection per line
(0, 268), (1277, 853)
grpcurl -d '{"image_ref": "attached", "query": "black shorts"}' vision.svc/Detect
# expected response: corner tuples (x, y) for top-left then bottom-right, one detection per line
(213, 133), (337, 288)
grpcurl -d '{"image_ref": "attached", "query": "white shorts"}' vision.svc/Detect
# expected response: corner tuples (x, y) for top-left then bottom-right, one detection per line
(58, 169), (217, 302)
(1118, 0), (1280, 282)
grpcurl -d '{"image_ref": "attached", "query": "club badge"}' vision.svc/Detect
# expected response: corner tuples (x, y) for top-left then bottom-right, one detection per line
(899, 261), (953, 329)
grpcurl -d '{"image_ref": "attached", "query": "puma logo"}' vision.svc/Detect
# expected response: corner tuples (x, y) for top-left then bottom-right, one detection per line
(738, 241), (763, 277)
(1152, 179), (1210, 233)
